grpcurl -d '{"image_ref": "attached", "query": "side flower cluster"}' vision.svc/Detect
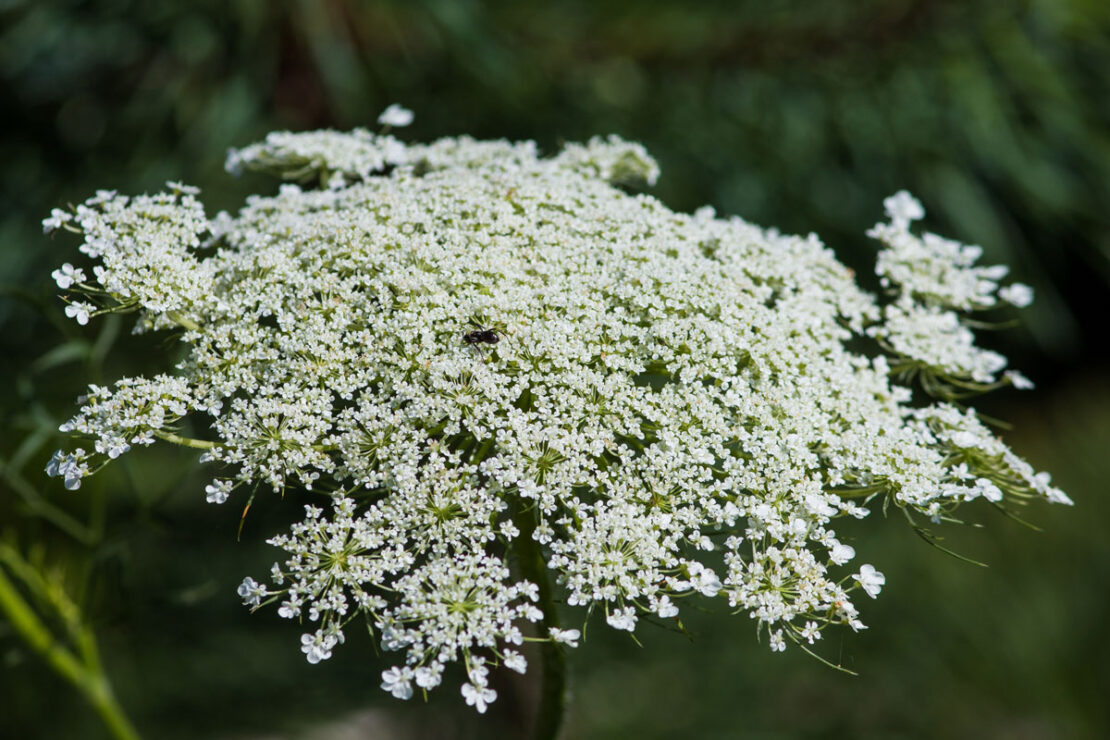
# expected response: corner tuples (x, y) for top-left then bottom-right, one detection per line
(868, 191), (1035, 396)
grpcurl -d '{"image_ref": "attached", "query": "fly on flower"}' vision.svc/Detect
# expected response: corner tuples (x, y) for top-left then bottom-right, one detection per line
(463, 327), (500, 345)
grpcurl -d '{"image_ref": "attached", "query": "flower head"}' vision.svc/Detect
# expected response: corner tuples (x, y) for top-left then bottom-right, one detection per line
(45, 124), (1070, 713)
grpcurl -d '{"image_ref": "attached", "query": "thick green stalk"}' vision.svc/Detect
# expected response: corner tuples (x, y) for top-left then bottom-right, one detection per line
(88, 677), (142, 740)
(0, 566), (140, 740)
(511, 501), (567, 740)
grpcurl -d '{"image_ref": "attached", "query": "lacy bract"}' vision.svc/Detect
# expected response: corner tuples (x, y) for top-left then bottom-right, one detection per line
(45, 122), (1070, 711)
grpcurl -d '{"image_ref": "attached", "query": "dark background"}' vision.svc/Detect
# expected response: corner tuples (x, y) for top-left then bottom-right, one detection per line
(1, 1), (1108, 738)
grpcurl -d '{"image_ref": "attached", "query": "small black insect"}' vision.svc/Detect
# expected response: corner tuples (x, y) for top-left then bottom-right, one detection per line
(463, 328), (500, 345)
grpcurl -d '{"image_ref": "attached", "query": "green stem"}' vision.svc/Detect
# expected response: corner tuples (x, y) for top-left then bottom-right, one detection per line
(830, 483), (889, 499)
(167, 311), (201, 332)
(85, 671), (142, 740)
(153, 430), (216, 450)
(0, 565), (84, 685)
(153, 430), (336, 454)
(0, 567), (140, 740)
(511, 501), (567, 740)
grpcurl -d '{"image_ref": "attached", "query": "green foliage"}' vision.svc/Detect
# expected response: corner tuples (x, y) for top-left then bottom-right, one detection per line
(1, 0), (1107, 737)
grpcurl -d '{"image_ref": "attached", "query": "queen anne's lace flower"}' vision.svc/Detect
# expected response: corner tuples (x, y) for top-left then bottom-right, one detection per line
(45, 118), (1070, 712)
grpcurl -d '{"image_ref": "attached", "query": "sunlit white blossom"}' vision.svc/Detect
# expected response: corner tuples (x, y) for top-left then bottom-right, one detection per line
(883, 190), (925, 226)
(502, 650), (527, 674)
(414, 664), (442, 689)
(205, 479), (232, 504)
(550, 628), (581, 647)
(829, 543), (856, 565)
(461, 682), (497, 713)
(998, 283), (1034, 308)
(52, 263), (86, 289)
(43, 207), (73, 234)
(380, 667), (414, 699)
(237, 577), (266, 607)
(854, 564), (886, 598)
(44, 125), (1070, 713)
(64, 302), (94, 326)
(301, 630), (338, 664)
(606, 607), (638, 632)
(654, 595), (679, 618)
(378, 103), (414, 128)
(44, 449), (89, 490)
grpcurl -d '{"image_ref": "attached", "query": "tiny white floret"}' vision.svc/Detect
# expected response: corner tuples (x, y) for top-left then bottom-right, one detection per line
(550, 628), (581, 647)
(854, 564), (886, 599)
(378, 103), (414, 128)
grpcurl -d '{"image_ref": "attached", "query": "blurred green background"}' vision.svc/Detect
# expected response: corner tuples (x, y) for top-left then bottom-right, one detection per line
(1, 0), (1108, 738)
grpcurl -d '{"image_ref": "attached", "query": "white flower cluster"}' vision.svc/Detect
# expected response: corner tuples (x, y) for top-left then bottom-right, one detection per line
(42, 184), (213, 333)
(868, 191), (1036, 394)
(45, 112), (1069, 712)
